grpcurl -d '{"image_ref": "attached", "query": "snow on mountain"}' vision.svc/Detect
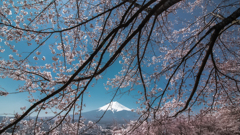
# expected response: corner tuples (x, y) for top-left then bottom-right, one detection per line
(98, 101), (131, 113)
(74, 101), (139, 124)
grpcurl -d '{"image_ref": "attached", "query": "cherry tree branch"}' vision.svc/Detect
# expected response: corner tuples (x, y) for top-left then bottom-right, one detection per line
(174, 7), (240, 117)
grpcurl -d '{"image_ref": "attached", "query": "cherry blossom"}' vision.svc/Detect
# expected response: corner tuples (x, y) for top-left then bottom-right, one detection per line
(0, 0), (239, 134)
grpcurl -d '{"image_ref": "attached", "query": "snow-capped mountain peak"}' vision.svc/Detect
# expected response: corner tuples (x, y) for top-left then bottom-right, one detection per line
(98, 101), (131, 113)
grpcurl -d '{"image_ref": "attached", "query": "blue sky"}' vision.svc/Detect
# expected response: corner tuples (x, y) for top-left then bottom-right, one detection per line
(0, 0), (199, 117)
(0, 31), (142, 117)
(0, 0), (237, 117)
(0, 40), (142, 116)
(0, 0), (153, 117)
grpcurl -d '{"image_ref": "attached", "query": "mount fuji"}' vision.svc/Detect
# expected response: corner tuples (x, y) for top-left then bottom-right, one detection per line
(98, 101), (131, 112)
(74, 101), (139, 124)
